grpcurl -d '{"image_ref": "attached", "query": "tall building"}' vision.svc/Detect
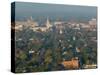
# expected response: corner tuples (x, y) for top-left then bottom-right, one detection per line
(89, 18), (97, 31)
(27, 16), (38, 27)
(46, 17), (52, 29)
(89, 18), (97, 25)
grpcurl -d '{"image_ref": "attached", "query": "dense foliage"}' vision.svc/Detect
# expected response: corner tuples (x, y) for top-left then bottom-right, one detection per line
(15, 26), (97, 72)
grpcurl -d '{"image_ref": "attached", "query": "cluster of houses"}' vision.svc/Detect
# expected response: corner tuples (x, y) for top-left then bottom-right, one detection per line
(13, 17), (97, 69)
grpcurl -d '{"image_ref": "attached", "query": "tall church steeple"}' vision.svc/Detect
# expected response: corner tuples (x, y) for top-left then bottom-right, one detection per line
(46, 17), (52, 28)
(27, 16), (33, 23)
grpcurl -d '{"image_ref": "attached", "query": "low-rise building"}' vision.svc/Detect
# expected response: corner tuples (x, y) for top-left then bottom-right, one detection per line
(61, 57), (79, 69)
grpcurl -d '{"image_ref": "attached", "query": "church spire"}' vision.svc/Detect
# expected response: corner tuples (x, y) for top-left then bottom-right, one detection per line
(46, 17), (52, 28)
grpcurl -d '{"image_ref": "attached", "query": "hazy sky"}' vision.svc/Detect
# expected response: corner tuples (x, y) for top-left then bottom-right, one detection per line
(13, 2), (97, 21)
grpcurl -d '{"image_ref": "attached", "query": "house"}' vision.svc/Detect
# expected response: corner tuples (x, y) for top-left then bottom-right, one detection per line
(61, 57), (79, 69)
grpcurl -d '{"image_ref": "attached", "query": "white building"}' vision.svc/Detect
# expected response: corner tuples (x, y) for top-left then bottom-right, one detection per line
(31, 17), (52, 32)
(15, 17), (52, 32)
